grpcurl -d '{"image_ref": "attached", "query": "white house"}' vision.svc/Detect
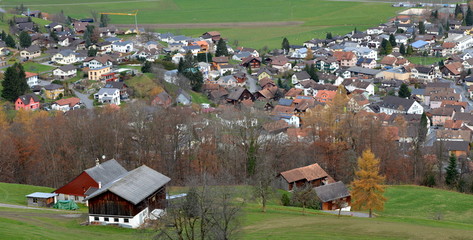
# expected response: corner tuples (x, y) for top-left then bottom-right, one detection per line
(25, 72), (39, 88)
(292, 71), (311, 84)
(52, 49), (79, 65)
(290, 48), (308, 59)
(51, 97), (81, 112)
(53, 65), (77, 79)
(379, 96), (424, 115)
(344, 47), (378, 60)
(112, 41), (134, 53)
(164, 69), (178, 83)
(94, 88), (121, 105)
(83, 56), (114, 69)
(444, 34), (473, 52)
(172, 53), (184, 64)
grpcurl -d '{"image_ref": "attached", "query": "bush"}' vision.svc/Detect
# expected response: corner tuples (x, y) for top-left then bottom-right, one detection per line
(281, 193), (290, 206)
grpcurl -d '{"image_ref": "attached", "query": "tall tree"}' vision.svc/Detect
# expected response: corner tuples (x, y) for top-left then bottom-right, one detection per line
(407, 45), (414, 55)
(305, 48), (314, 60)
(351, 149), (386, 218)
(455, 4), (463, 19)
(399, 43), (406, 55)
(1, 63), (28, 102)
(215, 39), (228, 57)
(281, 37), (290, 54)
(141, 61), (152, 73)
(398, 83), (411, 98)
(99, 14), (110, 27)
(389, 34), (397, 47)
(326, 32), (333, 40)
(418, 21), (426, 34)
(5, 35), (15, 48)
(445, 154), (459, 187)
(466, 6), (473, 26)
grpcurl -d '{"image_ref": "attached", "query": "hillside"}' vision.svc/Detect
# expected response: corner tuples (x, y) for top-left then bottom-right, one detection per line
(2, 183), (473, 239)
(3, 0), (399, 48)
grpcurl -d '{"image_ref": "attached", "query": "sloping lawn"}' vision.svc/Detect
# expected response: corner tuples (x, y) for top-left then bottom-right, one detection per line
(22, 62), (55, 73)
(0, 182), (54, 206)
(189, 91), (211, 104)
(407, 56), (444, 65)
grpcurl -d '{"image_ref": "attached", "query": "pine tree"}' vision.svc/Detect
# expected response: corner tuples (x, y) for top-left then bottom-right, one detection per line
(281, 37), (290, 54)
(141, 61), (152, 73)
(1, 30), (6, 41)
(326, 32), (333, 40)
(398, 83), (411, 98)
(385, 40), (393, 54)
(418, 21), (426, 34)
(5, 35), (15, 48)
(389, 34), (397, 47)
(19, 31), (32, 48)
(418, 112), (428, 143)
(399, 43), (406, 55)
(100, 14), (110, 27)
(351, 149), (387, 218)
(50, 30), (59, 42)
(1, 63), (28, 102)
(407, 45), (414, 55)
(466, 6), (473, 26)
(445, 154), (459, 187)
(380, 39), (388, 55)
(215, 38), (228, 57)
(455, 4), (463, 19)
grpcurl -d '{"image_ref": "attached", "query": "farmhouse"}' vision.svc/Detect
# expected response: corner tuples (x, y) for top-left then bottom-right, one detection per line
(53, 65), (77, 79)
(20, 45), (41, 60)
(52, 97), (81, 112)
(278, 163), (335, 191)
(15, 94), (40, 111)
(314, 181), (351, 210)
(26, 192), (57, 208)
(379, 96), (424, 115)
(55, 159), (128, 203)
(88, 66), (111, 81)
(25, 72), (39, 88)
(86, 165), (170, 228)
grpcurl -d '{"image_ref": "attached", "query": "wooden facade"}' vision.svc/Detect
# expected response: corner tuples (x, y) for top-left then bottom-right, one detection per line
(55, 172), (98, 197)
(321, 196), (351, 211)
(88, 186), (166, 217)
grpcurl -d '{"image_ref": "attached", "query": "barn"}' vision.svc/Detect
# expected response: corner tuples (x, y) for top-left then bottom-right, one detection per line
(277, 163), (335, 191)
(54, 159), (128, 203)
(85, 165), (170, 228)
(314, 181), (351, 210)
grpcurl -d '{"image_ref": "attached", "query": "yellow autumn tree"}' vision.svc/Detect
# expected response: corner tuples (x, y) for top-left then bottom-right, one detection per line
(351, 149), (387, 218)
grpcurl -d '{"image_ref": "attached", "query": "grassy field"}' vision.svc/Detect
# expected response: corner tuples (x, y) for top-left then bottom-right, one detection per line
(407, 56), (444, 65)
(4, 0), (400, 48)
(4, 183), (473, 239)
(126, 73), (164, 98)
(22, 62), (56, 73)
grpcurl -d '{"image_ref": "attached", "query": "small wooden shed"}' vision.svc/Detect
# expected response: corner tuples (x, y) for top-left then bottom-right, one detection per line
(26, 192), (57, 207)
(314, 181), (351, 210)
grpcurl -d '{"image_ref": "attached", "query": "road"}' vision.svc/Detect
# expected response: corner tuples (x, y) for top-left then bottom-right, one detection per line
(72, 87), (94, 109)
(0, 203), (65, 211)
(439, 78), (473, 111)
(322, 210), (371, 218)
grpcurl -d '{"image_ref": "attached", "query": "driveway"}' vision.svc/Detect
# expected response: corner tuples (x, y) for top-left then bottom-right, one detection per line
(72, 87), (94, 109)
(0, 203), (64, 211)
(322, 210), (372, 218)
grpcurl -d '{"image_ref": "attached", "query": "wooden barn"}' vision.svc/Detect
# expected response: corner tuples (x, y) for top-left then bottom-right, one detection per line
(226, 87), (255, 105)
(277, 163), (335, 191)
(26, 192), (57, 207)
(86, 165), (170, 228)
(314, 181), (351, 210)
(54, 159), (128, 203)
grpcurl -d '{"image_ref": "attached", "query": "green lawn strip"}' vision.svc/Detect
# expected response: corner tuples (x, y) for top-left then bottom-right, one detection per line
(22, 62), (56, 73)
(407, 56), (444, 65)
(189, 91), (210, 104)
(0, 182), (54, 205)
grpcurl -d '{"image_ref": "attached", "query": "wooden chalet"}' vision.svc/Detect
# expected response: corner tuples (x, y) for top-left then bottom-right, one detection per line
(314, 181), (351, 210)
(54, 159), (128, 203)
(86, 165), (170, 228)
(278, 163), (335, 191)
(226, 87), (255, 104)
(241, 56), (262, 71)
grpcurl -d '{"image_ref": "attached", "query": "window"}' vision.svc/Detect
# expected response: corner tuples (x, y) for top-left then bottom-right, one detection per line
(104, 217), (109, 222)
(65, 195), (68, 200)
(33, 198), (38, 203)
(114, 218), (119, 222)
(124, 219), (129, 223)
(94, 217), (99, 221)
(75, 196), (79, 201)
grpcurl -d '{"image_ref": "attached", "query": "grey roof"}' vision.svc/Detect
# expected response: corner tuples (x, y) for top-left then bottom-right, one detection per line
(86, 165), (170, 205)
(347, 66), (381, 75)
(96, 87), (119, 95)
(84, 159), (128, 185)
(380, 95), (416, 110)
(113, 40), (133, 46)
(26, 192), (57, 198)
(294, 71), (311, 80)
(58, 65), (76, 72)
(314, 181), (350, 202)
(44, 84), (64, 90)
(18, 93), (40, 105)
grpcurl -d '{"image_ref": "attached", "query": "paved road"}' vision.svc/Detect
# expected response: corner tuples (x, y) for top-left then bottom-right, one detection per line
(322, 210), (371, 218)
(0, 203), (63, 211)
(72, 87), (94, 109)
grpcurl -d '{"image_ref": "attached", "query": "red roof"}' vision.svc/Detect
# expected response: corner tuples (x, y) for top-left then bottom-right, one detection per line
(25, 72), (38, 78)
(54, 97), (81, 107)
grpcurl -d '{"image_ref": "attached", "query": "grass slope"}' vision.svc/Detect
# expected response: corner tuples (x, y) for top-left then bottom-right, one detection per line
(0, 182), (54, 205)
(22, 62), (55, 73)
(5, 0), (399, 48)
(407, 56), (444, 65)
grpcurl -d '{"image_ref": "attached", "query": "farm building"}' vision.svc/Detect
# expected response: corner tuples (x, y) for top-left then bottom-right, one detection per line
(26, 192), (57, 207)
(54, 159), (128, 203)
(314, 181), (351, 210)
(86, 165), (170, 228)
(277, 163), (335, 191)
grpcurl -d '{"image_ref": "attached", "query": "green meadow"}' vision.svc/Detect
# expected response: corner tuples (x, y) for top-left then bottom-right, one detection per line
(4, 0), (401, 48)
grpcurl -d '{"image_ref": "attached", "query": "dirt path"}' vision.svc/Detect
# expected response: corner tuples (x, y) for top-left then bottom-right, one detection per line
(116, 21), (304, 29)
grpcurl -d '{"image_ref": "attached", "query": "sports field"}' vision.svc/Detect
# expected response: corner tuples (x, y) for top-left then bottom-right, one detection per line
(4, 0), (400, 48)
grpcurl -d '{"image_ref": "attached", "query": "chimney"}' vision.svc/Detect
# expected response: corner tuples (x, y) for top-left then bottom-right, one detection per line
(95, 158), (100, 166)
(98, 181), (102, 189)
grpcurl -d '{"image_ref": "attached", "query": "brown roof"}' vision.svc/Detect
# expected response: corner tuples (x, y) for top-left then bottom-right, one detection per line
(262, 120), (289, 133)
(444, 120), (463, 129)
(444, 62), (462, 75)
(285, 88), (303, 98)
(54, 97), (81, 107)
(280, 163), (333, 183)
(380, 56), (397, 66)
(442, 42), (456, 49)
(333, 51), (356, 61)
(25, 72), (38, 78)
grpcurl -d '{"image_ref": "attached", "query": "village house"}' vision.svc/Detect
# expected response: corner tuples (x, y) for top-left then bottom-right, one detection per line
(333, 51), (357, 67)
(51, 97), (81, 112)
(15, 93), (40, 111)
(379, 96), (424, 115)
(277, 163), (335, 191)
(88, 66), (111, 81)
(43, 84), (65, 99)
(20, 45), (41, 60)
(86, 165), (170, 228)
(112, 41), (134, 53)
(25, 72), (39, 88)
(292, 71), (311, 84)
(95, 88), (121, 105)
(53, 65), (77, 79)
(83, 55), (115, 69)
(52, 49), (80, 65)
(151, 91), (172, 108)
(410, 66), (438, 81)
(55, 159), (128, 203)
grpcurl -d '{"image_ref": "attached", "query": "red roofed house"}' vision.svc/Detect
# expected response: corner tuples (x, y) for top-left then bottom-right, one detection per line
(54, 159), (128, 203)
(51, 97), (81, 112)
(315, 90), (337, 103)
(15, 93), (40, 110)
(333, 51), (357, 67)
(277, 163), (335, 191)
(25, 72), (39, 87)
